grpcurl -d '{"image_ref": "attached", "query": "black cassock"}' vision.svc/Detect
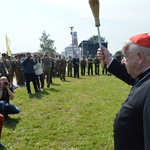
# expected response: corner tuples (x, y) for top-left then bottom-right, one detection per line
(108, 59), (150, 150)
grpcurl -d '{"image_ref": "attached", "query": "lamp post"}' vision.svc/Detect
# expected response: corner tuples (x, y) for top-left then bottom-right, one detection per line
(69, 26), (74, 58)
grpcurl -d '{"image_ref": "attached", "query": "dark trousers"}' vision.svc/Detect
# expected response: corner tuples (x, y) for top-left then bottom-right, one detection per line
(50, 68), (53, 83)
(102, 65), (108, 75)
(74, 66), (79, 78)
(24, 73), (38, 93)
(36, 74), (44, 89)
(95, 65), (99, 75)
(0, 100), (20, 119)
(59, 69), (65, 80)
(88, 66), (93, 75)
(43, 70), (50, 87)
(67, 67), (72, 77)
(17, 69), (25, 84)
(81, 66), (86, 75)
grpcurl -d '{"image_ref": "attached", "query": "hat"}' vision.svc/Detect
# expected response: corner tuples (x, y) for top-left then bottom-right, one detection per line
(129, 33), (150, 48)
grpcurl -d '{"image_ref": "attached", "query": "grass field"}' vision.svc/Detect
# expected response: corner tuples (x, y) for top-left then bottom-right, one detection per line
(2, 74), (131, 150)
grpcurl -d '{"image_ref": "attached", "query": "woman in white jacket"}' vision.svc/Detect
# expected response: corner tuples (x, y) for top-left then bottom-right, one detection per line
(34, 55), (44, 91)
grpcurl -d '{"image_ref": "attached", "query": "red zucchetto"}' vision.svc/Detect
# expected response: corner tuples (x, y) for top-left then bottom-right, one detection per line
(129, 33), (150, 48)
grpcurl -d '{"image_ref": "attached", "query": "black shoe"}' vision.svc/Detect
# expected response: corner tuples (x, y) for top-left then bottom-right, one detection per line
(36, 90), (40, 93)
(4, 115), (10, 121)
(47, 84), (50, 88)
(0, 142), (4, 147)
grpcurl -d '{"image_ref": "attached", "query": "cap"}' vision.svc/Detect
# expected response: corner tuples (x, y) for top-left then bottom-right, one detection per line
(129, 33), (150, 48)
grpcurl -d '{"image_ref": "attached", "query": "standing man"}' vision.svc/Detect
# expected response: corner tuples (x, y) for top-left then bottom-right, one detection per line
(102, 64), (108, 75)
(22, 52), (39, 94)
(98, 33), (150, 150)
(7, 56), (15, 87)
(56, 55), (65, 81)
(115, 51), (122, 62)
(87, 55), (93, 76)
(80, 56), (87, 76)
(1, 53), (10, 81)
(0, 60), (7, 78)
(73, 54), (80, 78)
(16, 54), (25, 85)
(49, 56), (55, 84)
(42, 52), (51, 88)
(62, 57), (66, 81)
(55, 55), (59, 77)
(93, 54), (100, 75)
(67, 56), (73, 77)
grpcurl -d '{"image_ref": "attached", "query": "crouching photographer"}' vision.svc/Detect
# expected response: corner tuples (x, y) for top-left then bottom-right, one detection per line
(0, 76), (20, 120)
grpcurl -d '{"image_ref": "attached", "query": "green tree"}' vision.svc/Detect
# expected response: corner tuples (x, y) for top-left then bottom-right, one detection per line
(39, 30), (56, 57)
(88, 35), (105, 42)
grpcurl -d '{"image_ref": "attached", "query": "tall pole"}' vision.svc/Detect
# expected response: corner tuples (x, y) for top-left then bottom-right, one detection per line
(70, 26), (74, 58)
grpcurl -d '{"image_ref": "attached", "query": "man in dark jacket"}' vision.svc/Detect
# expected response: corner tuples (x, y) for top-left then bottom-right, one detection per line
(42, 52), (52, 88)
(98, 33), (150, 150)
(21, 52), (39, 94)
(87, 55), (93, 75)
(73, 54), (80, 78)
(80, 56), (87, 76)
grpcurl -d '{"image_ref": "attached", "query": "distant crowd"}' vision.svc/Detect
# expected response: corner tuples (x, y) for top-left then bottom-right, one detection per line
(0, 52), (114, 93)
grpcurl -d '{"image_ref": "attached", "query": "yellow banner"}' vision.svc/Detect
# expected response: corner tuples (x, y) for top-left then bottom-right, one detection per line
(6, 35), (11, 56)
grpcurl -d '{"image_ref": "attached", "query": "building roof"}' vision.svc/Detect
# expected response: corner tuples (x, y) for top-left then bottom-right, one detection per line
(65, 44), (79, 49)
(78, 40), (108, 47)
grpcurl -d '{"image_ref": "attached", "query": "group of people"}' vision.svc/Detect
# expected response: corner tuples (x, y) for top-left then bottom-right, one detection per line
(70, 54), (108, 78)
(1, 32), (150, 149)
(0, 51), (111, 94)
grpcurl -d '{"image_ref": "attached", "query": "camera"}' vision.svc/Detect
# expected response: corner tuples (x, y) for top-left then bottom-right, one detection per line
(4, 81), (8, 85)
(28, 55), (31, 59)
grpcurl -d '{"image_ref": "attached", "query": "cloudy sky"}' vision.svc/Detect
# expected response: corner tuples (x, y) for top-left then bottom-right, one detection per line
(0, 0), (150, 55)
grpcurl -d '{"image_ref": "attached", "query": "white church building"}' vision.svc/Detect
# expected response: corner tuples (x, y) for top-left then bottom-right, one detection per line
(61, 31), (81, 59)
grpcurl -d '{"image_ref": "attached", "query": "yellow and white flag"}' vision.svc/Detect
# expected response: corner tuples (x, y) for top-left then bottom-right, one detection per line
(6, 35), (11, 56)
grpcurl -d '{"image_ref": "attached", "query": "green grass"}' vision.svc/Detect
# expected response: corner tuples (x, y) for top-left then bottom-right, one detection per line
(2, 74), (131, 150)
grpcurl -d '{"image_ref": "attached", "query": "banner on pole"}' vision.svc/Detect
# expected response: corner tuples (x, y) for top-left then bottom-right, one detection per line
(6, 35), (11, 56)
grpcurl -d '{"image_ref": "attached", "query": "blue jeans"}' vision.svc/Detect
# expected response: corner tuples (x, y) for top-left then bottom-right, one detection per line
(0, 100), (20, 118)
